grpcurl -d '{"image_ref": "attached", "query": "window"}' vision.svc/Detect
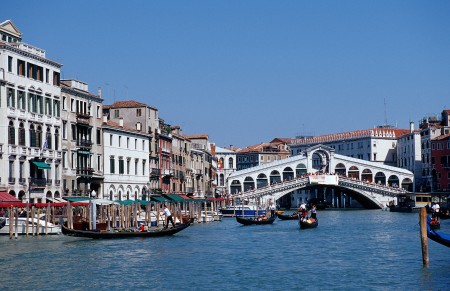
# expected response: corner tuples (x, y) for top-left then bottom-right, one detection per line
(119, 136), (122, 147)
(17, 59), (25, 76)
(97, 155), (101, 171)
(142, 160), (146, 176)
(96, 129), (101, 145)
(135, 160), (138, 175)
(8, 121), (15, 145)
(71, 124), (76, 140)
(119, 159), (124, 174)
(18, 123), (25, 146)
(45, 69), (49, 83)
(54, 129), (59, 150)
(127, 159), (130, 175)
(62, 151), (67, 168)
(114, 110), (119, 118)
(53, 71), (60, 86)
(110, 134), (113, 146)
(30, 125), (36, 147)
(7, 88), (15, 107)
(136, 122), (142, 131)
(18, 91), (25, 110)
(110, 157), (115, 174)
(127, 137), (129, 148)
(135, 139), (137, 149)
(136, 108), (142, 117)
(62, 121), (67, 139)
(8, 56), (12, 72)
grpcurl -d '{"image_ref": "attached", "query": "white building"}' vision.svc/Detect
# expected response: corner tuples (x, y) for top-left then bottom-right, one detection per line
(102, 117), (150, 200)
(214, 145), (237, 197)
(396, 122), (422, 187)
(0, 20), (62, 202)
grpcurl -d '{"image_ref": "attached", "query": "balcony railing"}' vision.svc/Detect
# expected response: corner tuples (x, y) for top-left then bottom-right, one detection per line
(77, 140), (93, 148)
(76, 167), (94, 176)
(30, 178), (46, 187)
(150, 168), (160, 177)
(8, 177), (15, 184)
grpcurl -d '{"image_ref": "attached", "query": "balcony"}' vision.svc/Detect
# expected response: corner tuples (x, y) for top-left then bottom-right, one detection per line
(76, 167), (94, 176)
(150, 168), (160, 178)
(76, 112), (91, 125)
(162, 169), (173, 177)
(77, 140), (93, 149)
(30, 178), (46, 187)
(8, 177), (15, 184)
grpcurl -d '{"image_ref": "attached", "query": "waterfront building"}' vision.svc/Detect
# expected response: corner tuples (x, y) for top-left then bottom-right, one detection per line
(431, 133), (450, 194)
(396, 122), (422, 187)
(103, 100), (159, 192)
(290, 126), (410, 168)
(102, 117), (150, 200)
(157, 119), (173, 193)
(0, 20), (62, 202)
(60, 79), (103, 198)
(214, 145), (237, 197)
(236, 139), (291, 171)
(171, 126), (191, 195)
(186, 134), (216, 198)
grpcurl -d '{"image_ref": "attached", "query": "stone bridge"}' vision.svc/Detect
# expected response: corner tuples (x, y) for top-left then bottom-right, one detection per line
(226, 145), (414, 209)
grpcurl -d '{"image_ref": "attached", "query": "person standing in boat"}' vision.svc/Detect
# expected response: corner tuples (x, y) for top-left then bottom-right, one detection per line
(432, 203), (440, 220)
(269, 202), (276, 217)
(310, 205), (317, 220)
(163, 205), (176, 229)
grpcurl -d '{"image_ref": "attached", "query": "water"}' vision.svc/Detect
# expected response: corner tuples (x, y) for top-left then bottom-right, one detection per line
(1, 210), (449, 291)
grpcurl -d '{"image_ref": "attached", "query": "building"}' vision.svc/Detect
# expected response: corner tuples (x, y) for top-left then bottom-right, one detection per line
(236, 139), (291, 171)
(0, 20), (62, 202)
(187, 134), (216, 198)
(60, 79), (103, 198)
(102, 117), (150, 200)
(431, 133), (450, 194)
(214, 145), (237, 197)
(171, 126), (190, 195)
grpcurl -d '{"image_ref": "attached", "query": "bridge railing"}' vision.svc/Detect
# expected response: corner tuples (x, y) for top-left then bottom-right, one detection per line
(338, 176), (410, 197)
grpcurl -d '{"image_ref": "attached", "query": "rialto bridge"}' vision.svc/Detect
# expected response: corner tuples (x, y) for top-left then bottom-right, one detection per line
(226, 145), (414, 209)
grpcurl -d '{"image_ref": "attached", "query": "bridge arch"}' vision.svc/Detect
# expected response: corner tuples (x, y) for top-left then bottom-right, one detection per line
(243, 177), (255, 191)
(361, 169), (373, 183)
(230, 180), (242, 194)
(375, 172), (386, 185)
(401, 178), (413, 192)
(296, 163), (307, 177)
(348, 166), (360, 179)
(334, 163), (346, 175)
(270, 170), (281, 184)
(283, 167), (294, 181)
(257, 173), (268, 188)
(388, 175), (399, 188)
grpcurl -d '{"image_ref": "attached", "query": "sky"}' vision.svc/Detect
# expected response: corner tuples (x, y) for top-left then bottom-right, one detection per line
(4, 1), (450, 148)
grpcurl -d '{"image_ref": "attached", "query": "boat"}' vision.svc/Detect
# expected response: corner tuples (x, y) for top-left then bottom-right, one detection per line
(299, 217), (318, 229)
(388, 194), (415, 213)
(427, 217), (450, 248)
(277, 212), (298, 220)
(429, 217), (440, 230)
(0, 216), (61, 235)
(220, 205), (266, 217)
(388, 205), (413, 213)
(61, 222), (191, 239)
(235, 214), (276, 225)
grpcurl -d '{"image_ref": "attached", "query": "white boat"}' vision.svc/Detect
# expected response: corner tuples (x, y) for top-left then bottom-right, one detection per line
(219, 205), (266, 217)
(0, 216), (61, 235)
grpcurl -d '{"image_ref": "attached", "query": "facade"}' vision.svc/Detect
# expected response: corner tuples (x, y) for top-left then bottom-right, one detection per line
(290, 127), (410, 167)
(214, 145), (237, 197)
(431, 133), (450, 193)
(0, 20), (62, 202)
(187, 134), (216, 197)
(396, 122), (422, 189)
(236, 139), (291, 171)
(157, 119), (173, 193)
(171, 126), (190, 194)
(102, 118), (150, 200)
(103, 100), (159, 192)
(60, 79), (103, 198)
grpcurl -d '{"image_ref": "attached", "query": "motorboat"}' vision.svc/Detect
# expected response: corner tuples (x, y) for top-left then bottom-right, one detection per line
(219, 205), (266, 217)
(0, 216), (61, 235)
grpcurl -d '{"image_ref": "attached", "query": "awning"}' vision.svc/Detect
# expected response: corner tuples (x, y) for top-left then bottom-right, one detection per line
(150, 195), (170, 203)
(67, 197), (91, 202)
(163, 194), (187, 202)
(0, 192), (21, 202)
(32, 161), (51, 169)
(179, 194), (192, 200)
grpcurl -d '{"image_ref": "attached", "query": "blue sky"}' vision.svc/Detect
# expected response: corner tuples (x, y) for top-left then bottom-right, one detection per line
(5, 1), (450, 148)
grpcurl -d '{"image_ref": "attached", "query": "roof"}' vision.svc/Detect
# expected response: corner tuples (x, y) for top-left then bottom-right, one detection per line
(104, 100), (157, 110)
(290, 128), (410, 146)
(186, 134), (209, 140)
(0, 192), (20, 202)
(433, 133), (450, 141)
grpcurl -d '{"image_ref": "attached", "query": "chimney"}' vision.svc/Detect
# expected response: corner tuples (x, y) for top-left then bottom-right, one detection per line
(119, 118), (124, 127)
(103, 115), (108, 123)
(410, 121), (414, 133)
(98, 87), (102, 98)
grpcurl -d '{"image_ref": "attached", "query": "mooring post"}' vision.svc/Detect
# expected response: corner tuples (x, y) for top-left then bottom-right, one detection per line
(419, 207), (429, 267)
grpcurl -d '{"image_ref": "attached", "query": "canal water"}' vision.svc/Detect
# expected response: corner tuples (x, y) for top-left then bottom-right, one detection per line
(1, 210), (449, 291)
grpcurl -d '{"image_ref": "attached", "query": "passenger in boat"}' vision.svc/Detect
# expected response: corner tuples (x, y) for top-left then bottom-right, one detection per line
(163, 205), (175, 229)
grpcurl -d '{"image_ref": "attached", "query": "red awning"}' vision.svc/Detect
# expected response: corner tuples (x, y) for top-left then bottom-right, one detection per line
(0, 192), (21, 203)
(206, 197), (226, 202)
(178, 194), (192, 200)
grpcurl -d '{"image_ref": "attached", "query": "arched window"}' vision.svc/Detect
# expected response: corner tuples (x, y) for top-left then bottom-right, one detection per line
(54, 129), (60, 150)
(30, 124), (36, 147)
(45, 128), (52, 149)
(228, 157), (234, 169)
(8, 120), (15, 145)
(36, 125), (42, 148)
(19, 122), (25, 146)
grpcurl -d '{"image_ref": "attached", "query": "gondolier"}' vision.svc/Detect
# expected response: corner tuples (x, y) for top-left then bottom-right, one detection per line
(163, 205), (176, 229)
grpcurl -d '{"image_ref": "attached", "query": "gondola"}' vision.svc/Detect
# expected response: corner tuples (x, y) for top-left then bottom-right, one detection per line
(61, 222), (191, 239)
(299, 217), (318, 229)
(277, 212), (298, 220)
(429, 217), (440, 230)
(427, 217), (450, 248)
(235, 214), (276, 225)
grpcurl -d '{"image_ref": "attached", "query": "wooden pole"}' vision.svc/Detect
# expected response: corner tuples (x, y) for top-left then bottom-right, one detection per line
(9, 208), (13, 239)
(26, 205), (30, 238)
(420, 207), (429, 267)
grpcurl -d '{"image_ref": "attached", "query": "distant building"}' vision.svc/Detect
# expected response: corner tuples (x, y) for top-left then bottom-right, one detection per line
(214, 145), (237, 197)
(236, 139), (291, 171)
(431, 133), (450, 193)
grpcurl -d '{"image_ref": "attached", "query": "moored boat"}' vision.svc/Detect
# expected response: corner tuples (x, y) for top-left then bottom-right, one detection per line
(220, 205), (266, 217)
(299, 217), (318, 229)
(277, 212), (298, 220)
(61, 221), (191, 239)
(427, 217), (450, 248)
(235, 214), (276, 225)
(0, 216), (61, 235)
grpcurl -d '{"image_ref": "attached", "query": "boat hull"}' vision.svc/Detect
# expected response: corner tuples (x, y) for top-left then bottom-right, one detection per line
(220, 208), (266, 217)
(299, 218), (318, 229)
(61, 222), (191, 239)
(277, 213), (298, 220)
(0, 217), (61, 235)
(235, 215), (276, 225)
